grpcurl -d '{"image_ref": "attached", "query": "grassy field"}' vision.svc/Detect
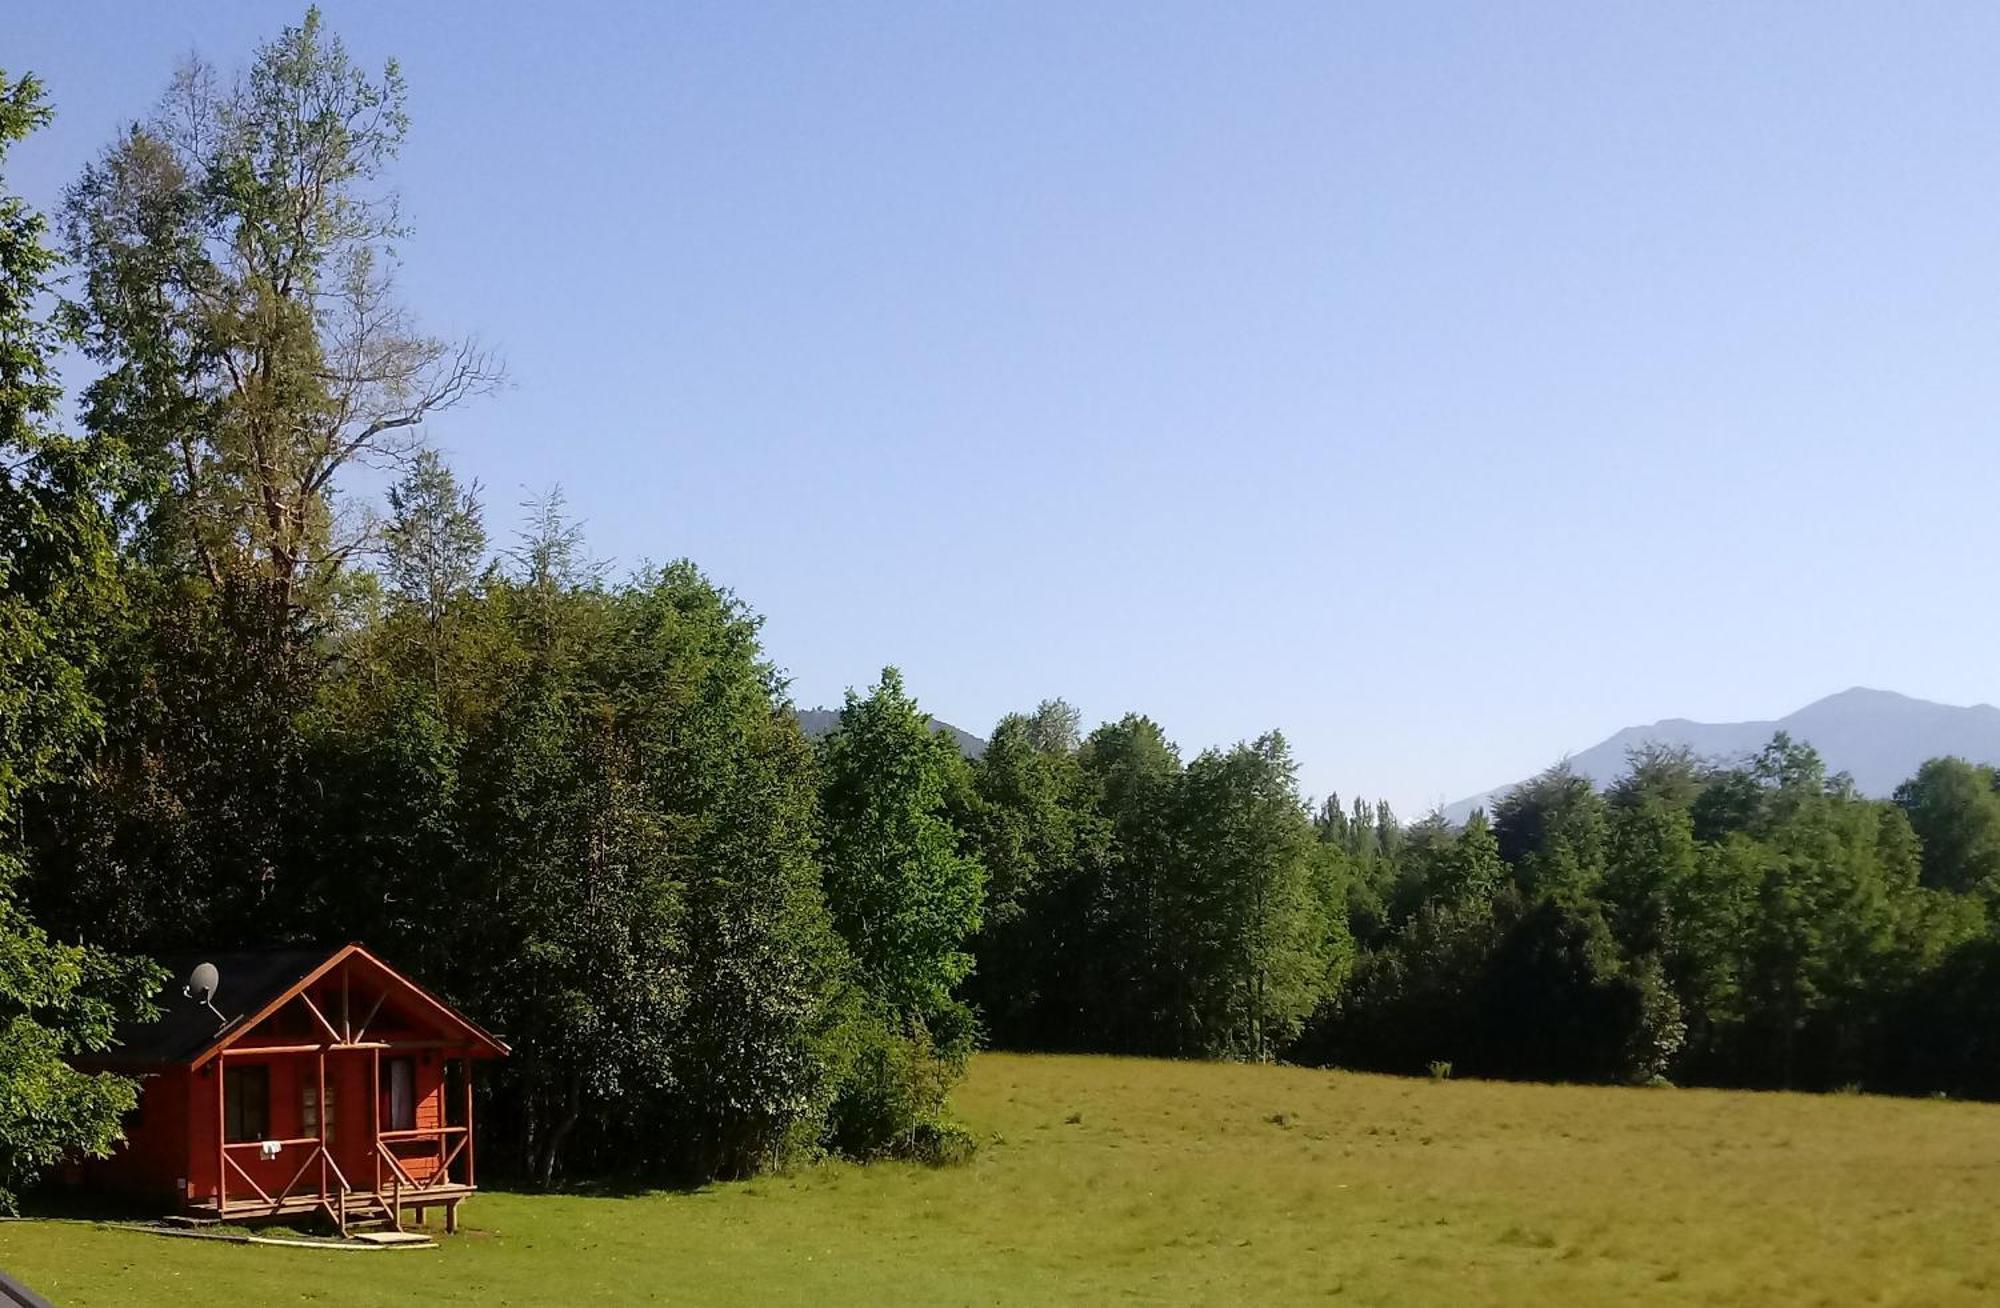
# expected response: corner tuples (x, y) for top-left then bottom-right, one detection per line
(4, 1053), (1999, 1305)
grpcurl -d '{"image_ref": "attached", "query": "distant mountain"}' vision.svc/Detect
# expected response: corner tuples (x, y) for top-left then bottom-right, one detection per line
(1444, 687), (2000, 822)
(792, 708), (987, 760)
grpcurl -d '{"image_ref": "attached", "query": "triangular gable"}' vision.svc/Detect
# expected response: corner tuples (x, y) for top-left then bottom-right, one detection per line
(187, 943), (508, 1069)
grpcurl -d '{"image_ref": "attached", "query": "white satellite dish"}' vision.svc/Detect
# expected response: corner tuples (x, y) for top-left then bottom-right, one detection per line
(186, 962), (219, 1004)
(185, 962), (225, 1028)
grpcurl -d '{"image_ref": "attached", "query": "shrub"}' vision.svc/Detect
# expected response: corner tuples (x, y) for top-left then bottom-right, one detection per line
(824, 1008), (967, 1161)
(908, 1121), (978, 1167)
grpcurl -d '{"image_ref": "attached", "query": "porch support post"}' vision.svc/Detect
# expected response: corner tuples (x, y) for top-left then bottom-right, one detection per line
(215, 1063), (226, 1212)
(371, 1045), (381, 1197)
(463, 1057), (476, 1189)
(317, 1047), (328, 1208)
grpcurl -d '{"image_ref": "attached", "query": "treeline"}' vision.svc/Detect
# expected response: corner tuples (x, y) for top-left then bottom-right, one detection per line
(5, 8), (2000, 1213)
(961, 718), (2000, 1098)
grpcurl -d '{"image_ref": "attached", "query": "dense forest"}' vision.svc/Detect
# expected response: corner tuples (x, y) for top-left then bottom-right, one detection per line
(4, 11), (2000, 1209)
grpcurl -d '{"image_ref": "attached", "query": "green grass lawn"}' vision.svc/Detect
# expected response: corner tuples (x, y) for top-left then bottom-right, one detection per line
(5, 1052), (1999, 1304)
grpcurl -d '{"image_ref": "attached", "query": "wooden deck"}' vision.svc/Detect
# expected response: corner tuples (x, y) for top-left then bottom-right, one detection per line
(190, 1182), (476, 1236)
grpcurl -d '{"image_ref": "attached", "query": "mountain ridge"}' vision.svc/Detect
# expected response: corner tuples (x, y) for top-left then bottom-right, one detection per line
(791, 707), (987, 760)
(1443, 687), (2000, 822)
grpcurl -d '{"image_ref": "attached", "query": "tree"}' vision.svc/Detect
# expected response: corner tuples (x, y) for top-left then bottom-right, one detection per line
(1390, 810), (1505, 921)
(446, 547), (851, 1183)
(964, 701), (1107, 1048)
(1172, 733), (1338, 1060)
(1493, 763), (1607, 901)
(818, 669), (985, 1035)
(1474, 898), (1684, 1083)
(1894, 757), (2000, 900)
(598, 565), (848, 1178)
(384, 450), (486, 634)
(26, 576), (324, 951)
(816, 668), (986, 1156)
(1601, 796), (1698, 955)
(1076, 714), (1184, 1052)
(0, 71), (162, 1210)
(60, 8), (499, 612)
(1607, 743), (1706, 813)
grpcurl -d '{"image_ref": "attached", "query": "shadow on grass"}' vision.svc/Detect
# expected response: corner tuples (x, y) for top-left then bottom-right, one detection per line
(477, 1176), (722, 1200)
(15, 1186), (163, 1224)
(14, 1172), (733, 1233)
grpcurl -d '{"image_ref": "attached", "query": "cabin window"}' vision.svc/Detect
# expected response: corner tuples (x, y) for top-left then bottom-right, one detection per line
(386, 1057), (415, 1131)
(224, 1065), (269, 1142)
(302, 1083), (335, 1141)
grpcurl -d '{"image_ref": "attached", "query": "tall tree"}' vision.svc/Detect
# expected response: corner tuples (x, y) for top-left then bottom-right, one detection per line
(60, 8), (499, 611)
(964, 701), (1107, 1048)
(818, 668), (985, 1037)
(444, 542), (851, 1183)
(1076, 713), (1184, 1052)
(0, 72), (162, 1210)
(1173, 733), (1337, 1060)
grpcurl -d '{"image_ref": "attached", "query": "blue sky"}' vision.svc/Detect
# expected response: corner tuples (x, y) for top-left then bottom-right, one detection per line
(11, 2), (2000, 814)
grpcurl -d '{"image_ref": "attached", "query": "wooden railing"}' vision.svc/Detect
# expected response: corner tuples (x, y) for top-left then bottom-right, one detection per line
(220, 1138), (330, 1209)
(375, 1125), (470, 1195)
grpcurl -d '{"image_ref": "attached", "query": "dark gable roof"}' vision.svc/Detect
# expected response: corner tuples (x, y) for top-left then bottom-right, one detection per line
(107, 948), (339, 1069)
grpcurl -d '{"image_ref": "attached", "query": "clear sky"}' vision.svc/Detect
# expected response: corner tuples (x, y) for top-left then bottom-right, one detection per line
(10, 2), (2000, 815)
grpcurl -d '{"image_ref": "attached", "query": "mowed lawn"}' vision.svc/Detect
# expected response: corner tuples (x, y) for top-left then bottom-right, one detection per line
(5, 1053), (2000, 1305)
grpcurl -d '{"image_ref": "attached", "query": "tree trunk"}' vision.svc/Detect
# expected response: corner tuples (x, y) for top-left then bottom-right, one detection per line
(534, 1074), (583, 1188)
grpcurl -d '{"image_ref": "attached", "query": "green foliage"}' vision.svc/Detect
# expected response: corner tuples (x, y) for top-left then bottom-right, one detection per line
(1894, 757), (2000, 900)
(1493, 764), (1607, 901)
(0, 74), (122, 827)
(59, 7), (497, 608)
(821, 1008), (965, 1162)
(1601, 795), (1697, 954)
(818, 668), (985, 1034)
(1389, 810), (1505, 922)
(382, 449), (488, 680)
(0, 71), (161, 1209)
(1172, 734), (1338, 1060)
(816, 669), (985, 1156)
(964, 713), (1349, 1063)
(443, 555), (854, 1183)
(26, 575), (323, 950)
(962, 701), (1108, 1047)
(1322, 891), (1683, 1083)
(1075, 714), (1186, 1051)
(0, 899), (163, 1211)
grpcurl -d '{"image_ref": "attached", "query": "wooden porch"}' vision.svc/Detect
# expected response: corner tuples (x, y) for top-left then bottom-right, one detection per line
(199, 1121), (478, 1235)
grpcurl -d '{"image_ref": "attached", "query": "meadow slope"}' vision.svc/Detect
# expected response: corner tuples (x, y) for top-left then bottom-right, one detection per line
(3, 1052), (1997, 1305)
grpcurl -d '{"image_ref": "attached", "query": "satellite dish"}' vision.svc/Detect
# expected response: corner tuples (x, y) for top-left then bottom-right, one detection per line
(185, 962), (225, 1029)
(186, 962), (219, 1004)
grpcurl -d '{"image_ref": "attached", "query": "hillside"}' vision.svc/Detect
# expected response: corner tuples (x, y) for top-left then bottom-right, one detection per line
(792, 707), (987, 760)
(1446, 687), (2000, 821)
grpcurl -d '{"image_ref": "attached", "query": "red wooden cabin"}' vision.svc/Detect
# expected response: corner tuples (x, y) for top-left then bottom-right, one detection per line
(77, 944), (507, 1235)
